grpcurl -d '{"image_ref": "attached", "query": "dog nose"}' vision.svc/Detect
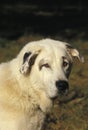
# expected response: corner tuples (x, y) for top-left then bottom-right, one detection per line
(56, 80), (69, 94)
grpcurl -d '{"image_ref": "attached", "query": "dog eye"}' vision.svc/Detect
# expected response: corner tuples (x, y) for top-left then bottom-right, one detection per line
(42, 63), (50, 68)
(40, 63), (50, 70)
(63, 61), (69, 67)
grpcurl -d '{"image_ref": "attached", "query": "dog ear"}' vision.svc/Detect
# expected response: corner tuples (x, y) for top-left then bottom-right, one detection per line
(20, 51), (40, 75)
(66, 44), (84, 63)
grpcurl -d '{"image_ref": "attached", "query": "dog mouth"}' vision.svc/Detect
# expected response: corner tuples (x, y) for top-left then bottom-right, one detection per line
(49, 88), (69, 100)
(50, 89), (69, 100)
(58, 88), (69, 96)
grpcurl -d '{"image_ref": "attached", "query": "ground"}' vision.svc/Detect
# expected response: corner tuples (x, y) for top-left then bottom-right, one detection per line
(0, 35), (88, 130)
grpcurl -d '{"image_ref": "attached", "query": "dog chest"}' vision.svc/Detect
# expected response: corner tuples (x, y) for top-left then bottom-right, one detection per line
(0, 107), (45, 130)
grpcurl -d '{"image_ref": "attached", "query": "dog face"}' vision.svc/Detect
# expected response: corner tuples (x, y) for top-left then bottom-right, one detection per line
(20, 39), (84, 99)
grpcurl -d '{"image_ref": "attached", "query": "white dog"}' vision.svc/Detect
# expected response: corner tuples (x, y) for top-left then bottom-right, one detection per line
(0, 39), (84, 130)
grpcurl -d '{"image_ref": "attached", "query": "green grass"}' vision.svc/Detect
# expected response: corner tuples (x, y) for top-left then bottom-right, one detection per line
(0, 35), (88, 130)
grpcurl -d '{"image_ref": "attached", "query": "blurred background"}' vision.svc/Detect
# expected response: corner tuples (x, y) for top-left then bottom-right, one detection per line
(0, 1), (88, 130)
(0, 0), (88, 39)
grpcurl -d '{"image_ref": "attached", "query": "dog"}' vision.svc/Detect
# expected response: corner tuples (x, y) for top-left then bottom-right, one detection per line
(0, 39), (84, 130)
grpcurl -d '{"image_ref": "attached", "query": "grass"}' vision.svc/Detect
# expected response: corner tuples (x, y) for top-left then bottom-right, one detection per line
(0, 35), (88, 130)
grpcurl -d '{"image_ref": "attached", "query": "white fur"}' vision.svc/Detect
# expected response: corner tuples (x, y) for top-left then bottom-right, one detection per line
(0, 39), (80, 130)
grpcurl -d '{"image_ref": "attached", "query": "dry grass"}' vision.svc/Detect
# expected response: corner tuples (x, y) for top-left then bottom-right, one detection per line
(0, 35), (88, 130)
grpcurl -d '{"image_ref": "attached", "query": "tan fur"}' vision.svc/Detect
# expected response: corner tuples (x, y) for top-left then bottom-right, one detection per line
(0, 39), (83, 130)
(0, 61), (46, 130)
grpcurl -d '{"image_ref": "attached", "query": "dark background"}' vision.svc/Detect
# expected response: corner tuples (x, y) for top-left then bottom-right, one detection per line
(0, 0), (88, 39)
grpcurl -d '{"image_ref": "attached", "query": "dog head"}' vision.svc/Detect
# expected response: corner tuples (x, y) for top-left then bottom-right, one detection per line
(20, 39), (84, 99)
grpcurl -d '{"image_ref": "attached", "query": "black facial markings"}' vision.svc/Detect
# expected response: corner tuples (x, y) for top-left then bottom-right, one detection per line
(23, 52), (32, 64)
(28, 54), (38, 72)
(66, 62), (73, 78)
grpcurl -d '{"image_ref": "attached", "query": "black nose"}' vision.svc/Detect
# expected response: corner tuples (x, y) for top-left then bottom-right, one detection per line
(56, 80), (69, 94)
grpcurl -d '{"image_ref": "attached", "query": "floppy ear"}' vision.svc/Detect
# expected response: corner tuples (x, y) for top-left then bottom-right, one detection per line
(66, 44), (84, 63)
(20, 51), (40, 75)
